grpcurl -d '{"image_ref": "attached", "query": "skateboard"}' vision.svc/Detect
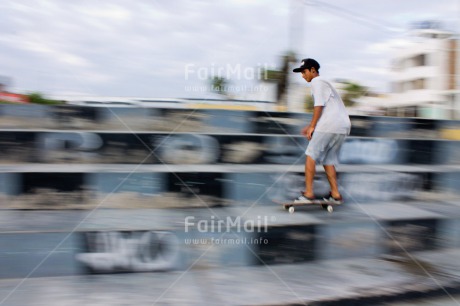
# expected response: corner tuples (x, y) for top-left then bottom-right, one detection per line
(282, 200), (340, 213)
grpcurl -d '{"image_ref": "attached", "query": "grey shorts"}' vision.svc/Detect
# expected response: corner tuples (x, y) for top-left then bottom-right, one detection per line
(305, 132), (346, 165)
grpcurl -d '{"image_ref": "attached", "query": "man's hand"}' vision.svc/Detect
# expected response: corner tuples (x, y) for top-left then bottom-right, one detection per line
(302, 125), (315, 140)
(303, 106), (323, 141)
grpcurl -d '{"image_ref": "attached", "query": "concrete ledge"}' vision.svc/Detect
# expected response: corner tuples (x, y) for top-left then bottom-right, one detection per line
(0, 249), (459, 305)
(0, 204), (459, 279)
(2, 163), (460, 173)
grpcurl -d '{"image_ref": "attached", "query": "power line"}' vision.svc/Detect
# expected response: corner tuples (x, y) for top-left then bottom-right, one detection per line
(304, 0), (401, 33)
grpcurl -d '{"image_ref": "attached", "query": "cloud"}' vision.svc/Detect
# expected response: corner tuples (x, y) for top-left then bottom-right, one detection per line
(13, 36), (91, 67)
(76, 4), (132, 22)
(0, 0), (458, 97)
(366, 39), (413, 54)
(357, 66), (391, 76)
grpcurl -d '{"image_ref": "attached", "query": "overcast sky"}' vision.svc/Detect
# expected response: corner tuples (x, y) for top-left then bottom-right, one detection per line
(0, 0), (459, 99)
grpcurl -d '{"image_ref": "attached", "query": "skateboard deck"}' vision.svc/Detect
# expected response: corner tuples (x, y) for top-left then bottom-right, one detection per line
(281, 200), (340, 213)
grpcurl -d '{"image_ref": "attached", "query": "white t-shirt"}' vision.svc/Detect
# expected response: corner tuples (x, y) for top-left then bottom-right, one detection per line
(311, 76), (351, 135)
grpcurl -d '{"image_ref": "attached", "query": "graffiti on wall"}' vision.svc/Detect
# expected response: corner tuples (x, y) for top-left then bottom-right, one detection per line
(76, 231), (180, 273)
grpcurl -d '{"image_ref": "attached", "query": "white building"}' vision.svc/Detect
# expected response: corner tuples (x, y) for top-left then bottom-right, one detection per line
(388, 21), (459, 119)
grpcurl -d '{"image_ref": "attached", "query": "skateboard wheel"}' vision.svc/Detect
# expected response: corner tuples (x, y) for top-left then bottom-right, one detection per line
(321, 204), (327, 210)
(288, 206), (295, 214)
(283, 205), (289, 210)
(327, 205), (333, 213)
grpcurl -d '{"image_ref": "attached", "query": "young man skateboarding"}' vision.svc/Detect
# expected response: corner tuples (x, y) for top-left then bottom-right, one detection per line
(292, 58), (351, 204)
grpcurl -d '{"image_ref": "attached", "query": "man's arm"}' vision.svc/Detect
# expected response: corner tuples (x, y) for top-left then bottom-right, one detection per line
(302, 106), (323, 140)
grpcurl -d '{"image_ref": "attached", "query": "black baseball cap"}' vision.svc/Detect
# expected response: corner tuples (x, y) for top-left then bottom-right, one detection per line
(293, 58), (320, 73)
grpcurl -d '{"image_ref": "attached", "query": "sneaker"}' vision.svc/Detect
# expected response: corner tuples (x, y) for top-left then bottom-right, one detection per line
(323, 192), (343, 204)
(293, 192), (315, 204)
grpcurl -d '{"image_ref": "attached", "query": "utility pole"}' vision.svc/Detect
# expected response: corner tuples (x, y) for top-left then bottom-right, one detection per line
(286, 0), (305, 112)
(288, 0), (304, 54)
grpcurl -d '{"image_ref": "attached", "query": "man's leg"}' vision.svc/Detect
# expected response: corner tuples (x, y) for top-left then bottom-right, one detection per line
(323, 164), (341, 199)
(304, 155), (316, 198)
(322, 134), (346, 200)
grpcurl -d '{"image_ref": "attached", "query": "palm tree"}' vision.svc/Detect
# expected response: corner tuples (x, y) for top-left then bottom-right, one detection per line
(260, 51), (297, 109)
(341, 82), (367, 107)
(305, 95), (314, 112)
(305, 81), (367, 111)
(209, 76), (229, 98)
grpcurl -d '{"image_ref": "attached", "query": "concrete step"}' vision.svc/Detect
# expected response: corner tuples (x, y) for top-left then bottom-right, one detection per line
(1, 166), (459, 210)
(0, 248), (459, 305)
(1, 163), (460, 173)
(0, 202), (458, 279)
(0, 131), (459, 165)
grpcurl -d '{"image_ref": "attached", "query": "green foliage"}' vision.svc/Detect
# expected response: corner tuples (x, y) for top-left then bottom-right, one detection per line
(26, 92), (62, 105)
(305, 95), (314, 112)
(304, 81), (366, 111)
(209, 76), (229, 97)
(341, 82), (367, 107)
(260, 51), (297, 102)
(260, 69), (283, 82)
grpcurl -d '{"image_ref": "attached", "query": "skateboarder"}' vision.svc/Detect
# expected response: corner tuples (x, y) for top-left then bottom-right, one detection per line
(292, 58), (351, 204)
